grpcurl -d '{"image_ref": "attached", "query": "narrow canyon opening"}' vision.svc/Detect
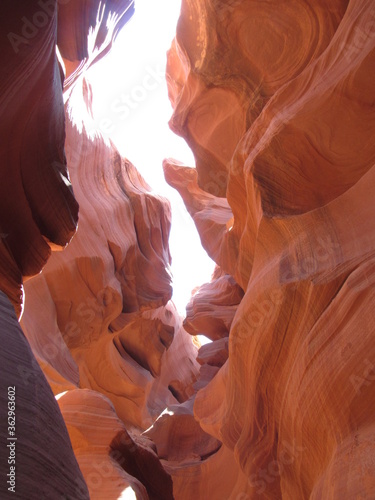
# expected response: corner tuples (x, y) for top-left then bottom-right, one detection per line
(88, 0), (216, 329)
(1, 0), (374, 498)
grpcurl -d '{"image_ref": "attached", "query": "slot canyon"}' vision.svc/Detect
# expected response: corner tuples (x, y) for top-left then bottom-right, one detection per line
(0, 0), (374, 498)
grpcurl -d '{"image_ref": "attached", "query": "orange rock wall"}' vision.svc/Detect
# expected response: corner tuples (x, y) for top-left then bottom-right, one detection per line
(165, 0), (375, 498)
(1, 0), (375, 499)
(13, 0), (201, 497)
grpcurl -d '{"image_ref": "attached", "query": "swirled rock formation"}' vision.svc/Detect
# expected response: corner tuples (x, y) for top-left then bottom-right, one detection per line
(164, 0), (375, 498)
(0, 291), (89, 499)
(10, 9), (196, 500)
(0, 0), (79, 316)
(58, 389), (174, 499)
(1, 0), (375, 499)
(15, 0), (201, 497)
(21, 73), (200, 431)
(183, 268), (244, 341)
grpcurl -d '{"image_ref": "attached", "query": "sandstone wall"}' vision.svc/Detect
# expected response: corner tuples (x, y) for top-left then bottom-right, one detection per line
(0, 0), (374, 498)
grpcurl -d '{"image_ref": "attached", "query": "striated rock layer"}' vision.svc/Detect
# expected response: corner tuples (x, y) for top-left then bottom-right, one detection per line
(164, 0), (375, 498)
(0, 1), (117, 497)
(1, 0), (375, 499)
(0, 0), (135, 315)
(0, 291), (89, 499)
(0, 0), (79, 316)
(15, 1), (201, 498)
(21, 70), (200, 426)
(0, 0), (190, 498)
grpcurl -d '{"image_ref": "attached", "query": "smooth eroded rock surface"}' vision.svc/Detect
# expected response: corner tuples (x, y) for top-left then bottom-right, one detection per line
(1, 0), (375, 498)
(164, 0), (375, 498)
(0, 291), (89, 499)
(0, 1), (79, 315)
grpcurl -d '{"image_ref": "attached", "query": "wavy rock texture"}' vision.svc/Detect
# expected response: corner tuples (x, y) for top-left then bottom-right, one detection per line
(0, 0), (79, 316)
(1, 0), (192, 498)
(58, 0), (135, 86)
(164, 0), (375, 498)
(0, 0), (135, 313)
(183, 268), (244, 341)
(19, 75), (201, 500)
(58, 389), (174, 499)
(21, 75), (200, 424)
(0, 2), (103, 498)
(2, 0), (375, 499)
(0, 291), (89, 499)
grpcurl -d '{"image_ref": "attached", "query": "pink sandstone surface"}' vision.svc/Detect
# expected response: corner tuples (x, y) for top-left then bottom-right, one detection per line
(0, 0), (374, 498)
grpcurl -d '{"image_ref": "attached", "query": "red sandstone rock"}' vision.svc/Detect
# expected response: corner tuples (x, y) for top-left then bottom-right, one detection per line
(183, 271), (244, 340)
(145, 398), (221, 463)
(164, 0), (375, 498)
(196, 337), (229, 367)
(21, 72), (200, 428)
(0, 1), (79, 315)
(1, 0), (375, 498)
(21, 79), (200, 434)
(19, 10), (200, 493)
(0, 291), (89, 499)
(58, 389), (173, 499)
(0, 0), (135, 315)
(0, 2), (136, 497)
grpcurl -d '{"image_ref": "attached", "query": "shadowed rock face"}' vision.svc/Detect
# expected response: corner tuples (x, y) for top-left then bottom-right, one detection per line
(20, 70), (200, 433)
(4, 0), (199, 497)
(58, 388), (174, 500)
(1, 0), (375, 499)
(0, 0), (135, 316)
(0, 1), (79, 316)
(0, 291), (89, 499)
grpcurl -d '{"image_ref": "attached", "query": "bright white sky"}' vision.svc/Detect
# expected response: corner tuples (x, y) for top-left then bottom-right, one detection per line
(88, 0), (215, 316)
